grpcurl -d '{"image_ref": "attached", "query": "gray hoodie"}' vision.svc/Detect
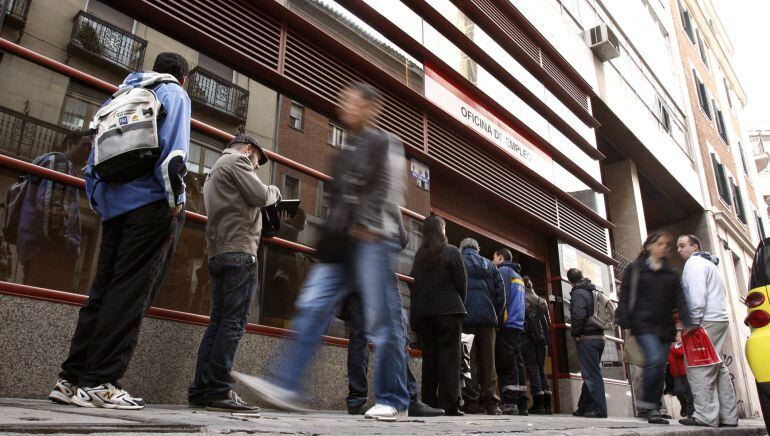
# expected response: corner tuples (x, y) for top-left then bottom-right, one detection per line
(681, 251), (729, 326)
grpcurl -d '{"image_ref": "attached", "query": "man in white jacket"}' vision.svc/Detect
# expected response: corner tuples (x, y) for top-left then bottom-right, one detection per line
(676, 234), (738, 428)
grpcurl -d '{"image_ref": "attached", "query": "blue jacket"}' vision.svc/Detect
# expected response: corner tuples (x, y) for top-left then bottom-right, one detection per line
(85, 71), (191, 221)
(499, 261), (525, 330)
(462, 248), (506, 327)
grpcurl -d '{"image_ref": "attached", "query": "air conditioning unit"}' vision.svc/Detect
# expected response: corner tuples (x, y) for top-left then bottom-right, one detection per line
(588, 24), (620, 62)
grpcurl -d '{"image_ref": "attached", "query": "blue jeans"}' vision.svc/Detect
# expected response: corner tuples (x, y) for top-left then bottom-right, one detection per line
(273, 241), (409, 410)
(635, 333), (670, 415)
(576, 339), (607, 416)
(189, 253), (257, 403)
(345, 293), (418, 409)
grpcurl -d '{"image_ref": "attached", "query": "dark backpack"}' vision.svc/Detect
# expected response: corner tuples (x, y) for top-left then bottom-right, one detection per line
(525, 298), (551, 346)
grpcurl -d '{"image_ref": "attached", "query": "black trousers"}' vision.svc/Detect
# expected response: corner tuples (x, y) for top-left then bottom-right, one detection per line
(495, 327), (527, 404)
(416, 314), (463, 412)
(59, 201), (182, 388)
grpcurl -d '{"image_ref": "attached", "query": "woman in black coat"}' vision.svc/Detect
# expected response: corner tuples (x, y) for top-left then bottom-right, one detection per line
(616, 230), (691, 425)
(409, 215), (467, 416)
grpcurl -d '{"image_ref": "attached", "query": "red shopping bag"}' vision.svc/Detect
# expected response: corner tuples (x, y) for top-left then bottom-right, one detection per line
(682, 327), (722, 367)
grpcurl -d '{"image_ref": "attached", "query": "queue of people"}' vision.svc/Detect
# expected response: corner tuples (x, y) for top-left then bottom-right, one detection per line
(35, 52), (740, 426)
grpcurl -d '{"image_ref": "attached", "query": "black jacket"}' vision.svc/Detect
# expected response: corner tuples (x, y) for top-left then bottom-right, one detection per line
(408, 245), (467, 328)
(616, 257), (691, 341)
(462, 248), (506, 327)
(569, 278), (604, 338)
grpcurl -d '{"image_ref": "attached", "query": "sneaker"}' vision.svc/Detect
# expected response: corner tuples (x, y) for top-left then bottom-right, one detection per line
(408, 400), (444, 417)
(71, 383), (145, 410)
(49, 379), (76, 405)
(231, 371), (305, 412)
(679, 416), (708, 426)
(206, 391), (260, 415)
(500, 403), (518, 415)
(364, 404), (406, 422)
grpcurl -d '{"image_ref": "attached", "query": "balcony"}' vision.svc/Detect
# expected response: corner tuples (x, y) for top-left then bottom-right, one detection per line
(68, 11), (147, 73)
(0, 106), (72, 162)
(187, 67), (249, 123)
(3, 0), (31, 30)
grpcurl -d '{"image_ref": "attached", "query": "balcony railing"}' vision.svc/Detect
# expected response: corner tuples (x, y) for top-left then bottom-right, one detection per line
(68, 11), (147, 72)
(187, 67), (249, 122)
(0, 106), (73, 162)
(3, 0), (31, 29)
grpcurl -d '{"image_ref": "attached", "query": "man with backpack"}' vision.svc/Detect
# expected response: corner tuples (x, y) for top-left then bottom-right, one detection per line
(492, 248), (527, 415)
(48, 53), (191, 410)
(567, 268), (607, 418)
(522, 275), (553, 414)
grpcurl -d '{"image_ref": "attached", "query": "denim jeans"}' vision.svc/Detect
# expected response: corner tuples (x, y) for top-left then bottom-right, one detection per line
(188, 252), (257, 404)
(346, 292), (417, 409)
(576, 339), (607, 416)
(522, 337), (550, 394)
(634, 334), (670, 415)
(273, 241), (409, 410)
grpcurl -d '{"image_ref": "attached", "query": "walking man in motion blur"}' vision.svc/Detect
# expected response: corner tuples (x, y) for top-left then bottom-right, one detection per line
(234, 81), (410, 422)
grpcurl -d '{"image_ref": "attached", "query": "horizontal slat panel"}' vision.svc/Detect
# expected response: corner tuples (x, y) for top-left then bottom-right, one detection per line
(558, 201), (608, 253)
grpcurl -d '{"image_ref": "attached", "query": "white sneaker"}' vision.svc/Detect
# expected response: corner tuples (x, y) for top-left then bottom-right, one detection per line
(364, 404), (406, 422)
(231, 371), (306, 412)
(71, 383), (145, 410)
(48, 379), (76, 405)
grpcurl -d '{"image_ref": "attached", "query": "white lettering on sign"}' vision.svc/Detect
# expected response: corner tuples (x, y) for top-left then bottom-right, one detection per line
(424, 68), (554, 182)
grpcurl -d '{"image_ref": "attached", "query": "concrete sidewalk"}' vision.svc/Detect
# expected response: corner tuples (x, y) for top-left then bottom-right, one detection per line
(0, 399), (766, 435)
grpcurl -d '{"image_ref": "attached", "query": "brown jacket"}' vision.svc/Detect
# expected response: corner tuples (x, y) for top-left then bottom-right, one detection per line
(203, 148), (281, 258)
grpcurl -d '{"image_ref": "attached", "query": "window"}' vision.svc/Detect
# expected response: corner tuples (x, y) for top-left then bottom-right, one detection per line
(738, 142), (749, 175)
(711, 153), (731, 205)
(197, 53), (234, 82)
(283, 174), (300, 200)
(59, 85), (108, 130)
(289, 102), (304, 130)
(714, 101), (729, 144)
(87, 0), (133, 31)
(679, 1), (695, 43)
(732, 179), (747, 224)
(696, 30), (709, 69)
(316, 181), (331, 220)
(724, 78), (733, 108)
(694, 70), (711, 118)
(328, 123), (346, 148)
(757, 212), (766, 240)
(656, 97), (671, 133)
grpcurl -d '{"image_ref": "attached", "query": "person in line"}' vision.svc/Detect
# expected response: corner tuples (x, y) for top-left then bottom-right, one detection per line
(187, 134), (281, 413)
(567, 268), (607, 419)
(521, 276), (553, 414)
(409, 215), (467, 416)
(676, 234), (739, 428)
(459, 238), (506, 415)
(615, 231), (691, 425)
(492, 248), (527, 415)
(234, 82), (410, 422)
(48, 52), (191, 410)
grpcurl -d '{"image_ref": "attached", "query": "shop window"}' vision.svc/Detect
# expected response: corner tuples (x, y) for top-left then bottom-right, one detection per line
(289, 101), (304, 131)
(328, 123), (346, 149)
(694, 70), (711, 118)
(283, 174), (300, 200)
(711, 153), (731, 205)
(59, 85), (108, 131)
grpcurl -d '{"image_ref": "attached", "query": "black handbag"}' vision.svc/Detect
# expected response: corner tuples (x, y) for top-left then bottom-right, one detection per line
(261, 203), (281, 239)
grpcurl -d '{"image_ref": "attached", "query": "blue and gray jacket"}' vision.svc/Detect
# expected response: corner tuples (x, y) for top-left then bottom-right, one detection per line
(462, 248), (506, 327)
(499, 261), (525, 330)
(85, 71), (191, 221)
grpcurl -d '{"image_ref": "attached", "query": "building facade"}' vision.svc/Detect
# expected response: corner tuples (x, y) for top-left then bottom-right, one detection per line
(0, 0), (761, 417)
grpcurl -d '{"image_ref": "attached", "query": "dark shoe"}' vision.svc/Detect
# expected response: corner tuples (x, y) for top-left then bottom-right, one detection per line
(205, 391), (260, 414)
(679, 417), (708, 426)
(543, 392), (553, 414)
(572, 409), (583, 417)
(188, 399), (205, 409)
(660, 413), (673, 419)
(445, 409), (465, 416)
(485, 405), (502, 415)
(409, 400), (444, 417)
(529, 393), (545, 414)
(582, 410), (607, 418)
(636, 410), (648, 419)
(516, 396), (529, 416)
(500, 403), (518, 415)
(720, 422), (738, 427)
(348, 404), (365, 415)
(648, 415), (669, 424)
(462, 403), (481, 414)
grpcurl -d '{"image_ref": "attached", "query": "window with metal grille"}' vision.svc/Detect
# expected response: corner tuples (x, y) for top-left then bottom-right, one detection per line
(694, 70), (711, 118)
(289, 101), (304, 131)
(711, 153), (731, 205)
(328, 123), (346, 149)
(732, 179), (747, 223)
